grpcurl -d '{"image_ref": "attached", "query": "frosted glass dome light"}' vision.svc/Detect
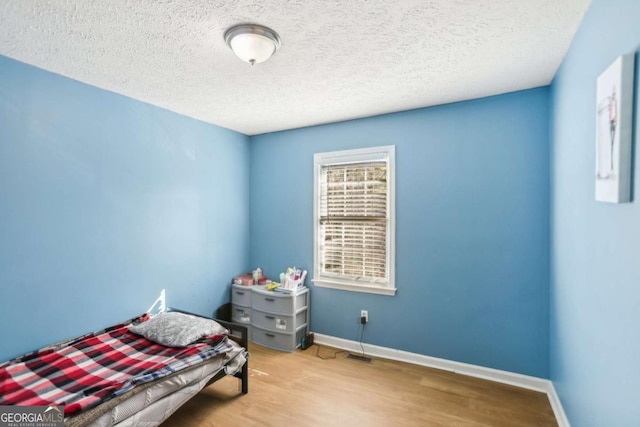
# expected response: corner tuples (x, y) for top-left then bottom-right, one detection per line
(224, 24), (281, 65)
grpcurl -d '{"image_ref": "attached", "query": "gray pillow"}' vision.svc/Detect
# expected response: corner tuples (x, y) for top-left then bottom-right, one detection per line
(129, 312), (228, 347)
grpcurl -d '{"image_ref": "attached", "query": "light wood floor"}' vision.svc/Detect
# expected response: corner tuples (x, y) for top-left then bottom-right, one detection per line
(164, 343), (557, 426)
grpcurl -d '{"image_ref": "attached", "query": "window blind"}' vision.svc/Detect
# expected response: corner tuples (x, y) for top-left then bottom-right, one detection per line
(318, 161), (388, 283)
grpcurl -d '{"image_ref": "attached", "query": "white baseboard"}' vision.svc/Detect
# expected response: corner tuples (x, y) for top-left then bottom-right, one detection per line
(313, 333), (570, 427)
(546, 382), (571, 427)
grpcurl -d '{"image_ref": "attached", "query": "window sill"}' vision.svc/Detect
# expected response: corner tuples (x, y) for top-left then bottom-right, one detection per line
(312, 278), (397, 296)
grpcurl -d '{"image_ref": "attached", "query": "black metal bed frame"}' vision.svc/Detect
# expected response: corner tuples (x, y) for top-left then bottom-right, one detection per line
(167, 308), (249, 394)
(205, 319), (248, 394)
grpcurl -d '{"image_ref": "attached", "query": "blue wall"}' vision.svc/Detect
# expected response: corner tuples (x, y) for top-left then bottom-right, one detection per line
(0, 55), (250, 362)
(549, 0), (640, 425)
(250, 88), (551, 378)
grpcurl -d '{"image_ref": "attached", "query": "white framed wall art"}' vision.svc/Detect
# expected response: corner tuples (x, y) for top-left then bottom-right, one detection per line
(595, 53), (635, 203)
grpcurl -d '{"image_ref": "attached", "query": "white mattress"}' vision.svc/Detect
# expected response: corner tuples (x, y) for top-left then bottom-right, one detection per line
(84, 340), (246, 427)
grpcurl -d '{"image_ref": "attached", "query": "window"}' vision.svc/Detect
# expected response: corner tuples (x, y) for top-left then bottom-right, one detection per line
(313, 146), (396, 296)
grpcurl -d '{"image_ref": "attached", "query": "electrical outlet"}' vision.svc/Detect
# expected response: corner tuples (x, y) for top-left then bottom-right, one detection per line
(360, 310), (368, 324)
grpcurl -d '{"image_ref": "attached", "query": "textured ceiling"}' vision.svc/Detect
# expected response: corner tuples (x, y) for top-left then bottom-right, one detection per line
(0, 0), (590, 135)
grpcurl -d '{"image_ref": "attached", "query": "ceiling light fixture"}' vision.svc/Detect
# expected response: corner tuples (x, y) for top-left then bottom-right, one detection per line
(224, 24), (281, 65)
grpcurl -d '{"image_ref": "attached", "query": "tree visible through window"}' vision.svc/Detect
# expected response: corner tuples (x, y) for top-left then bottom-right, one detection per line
(313, 146), (396, 296)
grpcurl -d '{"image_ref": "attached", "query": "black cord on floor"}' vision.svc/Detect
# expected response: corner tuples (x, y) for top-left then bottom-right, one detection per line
(315, 345), (347, 360)
(313, 321), (368, 361)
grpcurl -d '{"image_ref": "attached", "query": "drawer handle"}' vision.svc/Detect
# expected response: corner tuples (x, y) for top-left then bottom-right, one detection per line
(235, 291), (245, 295)
(235, 308), (244, 312)
(265, 315), (275, 319)
(265, 333), (276, 338)
(265, 298), (275, 302)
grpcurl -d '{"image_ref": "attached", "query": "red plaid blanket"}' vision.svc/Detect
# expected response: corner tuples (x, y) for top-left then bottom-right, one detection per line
(0, 314), (233, 416)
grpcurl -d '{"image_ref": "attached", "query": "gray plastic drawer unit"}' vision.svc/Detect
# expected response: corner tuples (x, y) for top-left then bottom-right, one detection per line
(229, 284), (309, 352)
(231, 305), (251, 323)
(252, 288), (308, 314)
(231, 285), (252, 306)
(251, 308), (307, 334)
(252, 325), (308, 352)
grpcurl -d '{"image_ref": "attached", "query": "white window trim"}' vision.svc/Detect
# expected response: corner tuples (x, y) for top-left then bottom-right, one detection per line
(312, 145), (396, 296)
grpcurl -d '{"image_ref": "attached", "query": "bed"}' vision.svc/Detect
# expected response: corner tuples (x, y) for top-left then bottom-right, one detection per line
(0, 309), (249, 426)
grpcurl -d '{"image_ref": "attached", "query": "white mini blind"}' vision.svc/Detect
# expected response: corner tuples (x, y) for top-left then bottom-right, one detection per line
(319, 161), (388, 283)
